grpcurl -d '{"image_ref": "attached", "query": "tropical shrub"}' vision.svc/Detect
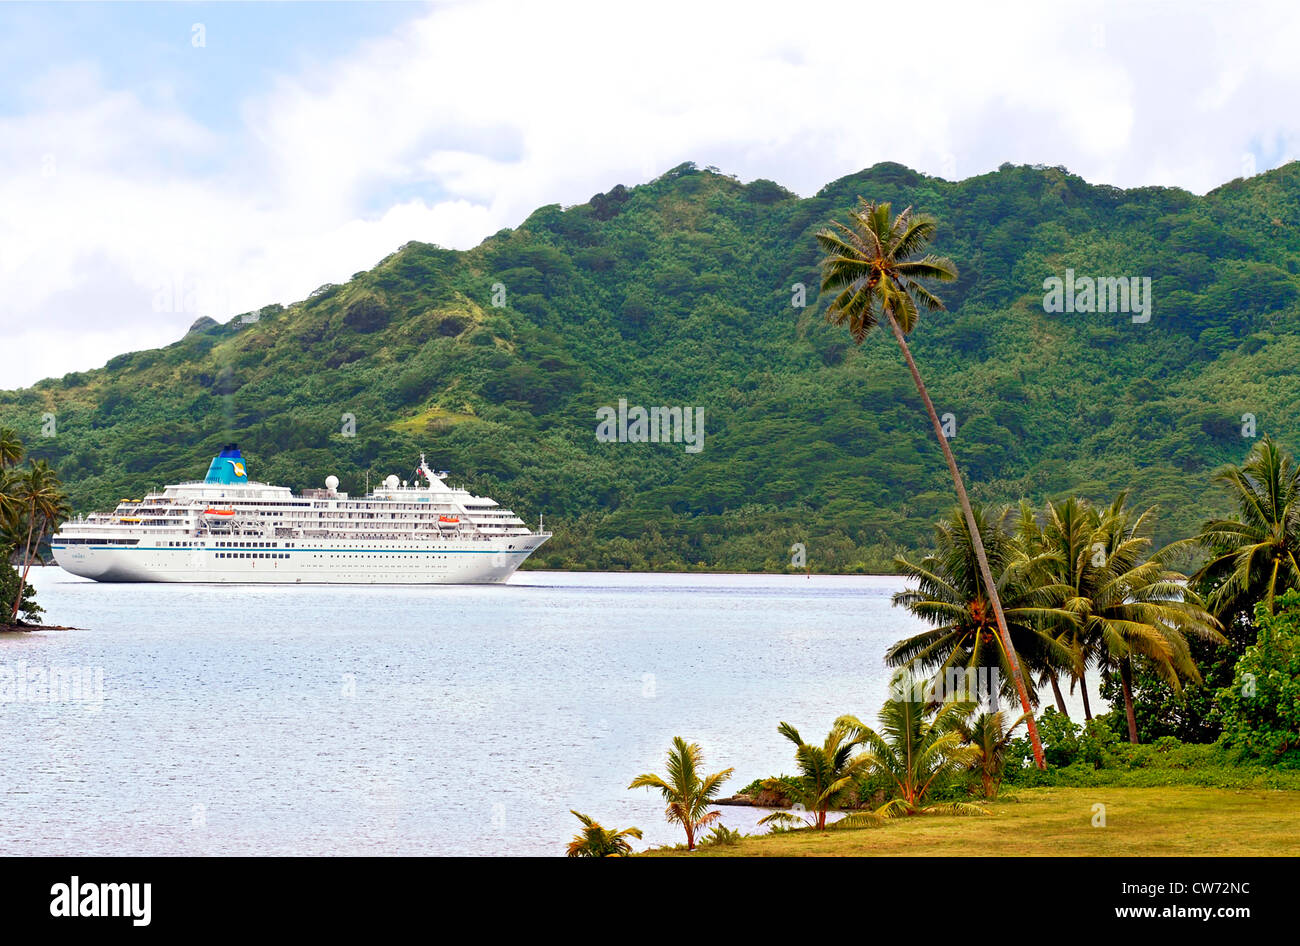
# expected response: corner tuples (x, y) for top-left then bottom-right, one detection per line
(1217, 592), (1300, 760)
(565, 811), (642, 857)
(1033, 708), (1082, 768)
(628, 736), (733, 851)
(0, 556), (41, 623)
(698, 824), (747, 847)
(958, 709), (1031, 797)
(755, 721), (878, 831)
(837, 674), (987, 816)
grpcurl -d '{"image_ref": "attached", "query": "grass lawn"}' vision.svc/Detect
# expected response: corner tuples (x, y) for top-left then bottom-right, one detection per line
(646, 786), (1300, 856)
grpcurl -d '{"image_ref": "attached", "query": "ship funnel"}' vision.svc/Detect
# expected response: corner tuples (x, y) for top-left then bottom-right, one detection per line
(204, 444), (249, 484)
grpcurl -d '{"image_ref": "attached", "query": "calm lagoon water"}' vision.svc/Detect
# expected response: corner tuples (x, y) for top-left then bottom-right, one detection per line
(1, 567), (1085, 856)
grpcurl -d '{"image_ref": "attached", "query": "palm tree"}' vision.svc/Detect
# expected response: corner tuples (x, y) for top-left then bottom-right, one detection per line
(0, 427), (22, 471)
(565, 811), (642, 857)
(957, 709), (1031, 799)
(888, 504), (1074, 711)
(1020, 496), (1107, 719)
(837, 674), (986, 816)
(0, 471), (21, 550)
(9, 460), (70, 622)
(1181, 436), (1300, 621)
(0, 428), (23, 559)
(817, 200), (1046, 770)
(628, 737), (733, 851)
(1013, 500), (1078, 716)
(1081, 495), (1223, 743)
(755, 721), (877, 831)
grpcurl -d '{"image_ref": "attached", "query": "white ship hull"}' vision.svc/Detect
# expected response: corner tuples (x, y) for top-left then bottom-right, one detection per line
(53, 534), (548, 584)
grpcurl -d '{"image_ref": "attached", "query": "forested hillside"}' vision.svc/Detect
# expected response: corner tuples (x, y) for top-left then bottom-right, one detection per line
(4, 160), (1300, 571)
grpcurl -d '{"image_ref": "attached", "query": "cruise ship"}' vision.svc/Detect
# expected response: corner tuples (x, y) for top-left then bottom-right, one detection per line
(51, 446), (551, 584)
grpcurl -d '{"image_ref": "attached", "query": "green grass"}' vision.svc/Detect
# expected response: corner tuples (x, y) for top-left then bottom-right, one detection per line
(646, 787), (1300, 856)
(386, 406), (479, 435)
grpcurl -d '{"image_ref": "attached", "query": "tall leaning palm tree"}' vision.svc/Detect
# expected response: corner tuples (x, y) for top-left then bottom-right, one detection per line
(628, 736), (733, 851)
(817, 200), (1046, 769)
(1180, 436), (1300, 621)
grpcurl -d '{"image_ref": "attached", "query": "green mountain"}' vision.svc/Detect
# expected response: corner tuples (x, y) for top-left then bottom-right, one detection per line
(4, 160), (1300, 572)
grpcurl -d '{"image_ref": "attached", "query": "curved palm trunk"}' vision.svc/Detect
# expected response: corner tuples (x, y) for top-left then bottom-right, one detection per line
(885, 312), (1047, 770)
(1048, 671), (1068, 717)
(1079, 674), (1093, 721)
(1118, 657), (1139, 744)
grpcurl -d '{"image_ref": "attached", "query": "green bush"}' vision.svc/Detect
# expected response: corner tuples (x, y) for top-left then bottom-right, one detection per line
(0, 556), (42, 624)
(1217, 591), (1300, 760)
(1034, 708), (1082, 767)
(699, 824), (747, 847)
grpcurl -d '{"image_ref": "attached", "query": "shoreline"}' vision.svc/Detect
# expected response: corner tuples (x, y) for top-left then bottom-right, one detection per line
(1, 622), (79, 633)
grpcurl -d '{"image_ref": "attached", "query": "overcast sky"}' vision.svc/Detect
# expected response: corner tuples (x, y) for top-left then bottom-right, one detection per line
(2, 0), (1298, 389)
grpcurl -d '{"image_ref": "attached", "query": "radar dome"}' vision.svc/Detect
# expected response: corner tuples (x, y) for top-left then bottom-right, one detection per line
(385, 474), (400, 490)
(325, 475), (339, 491)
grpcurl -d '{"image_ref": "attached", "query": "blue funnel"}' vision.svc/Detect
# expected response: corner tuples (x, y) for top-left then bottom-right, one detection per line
(204, 445), (249, 484)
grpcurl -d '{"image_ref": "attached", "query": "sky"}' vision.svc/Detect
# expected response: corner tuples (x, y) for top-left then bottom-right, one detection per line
(2, 0), (1299, 389)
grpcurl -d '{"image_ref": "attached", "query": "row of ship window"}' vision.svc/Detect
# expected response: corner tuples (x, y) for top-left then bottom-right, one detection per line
(162, 540), (296, 548)
(216, 553), (459, 560)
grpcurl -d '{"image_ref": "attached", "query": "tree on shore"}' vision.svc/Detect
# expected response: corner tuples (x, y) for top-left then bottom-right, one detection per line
(957, 709), (1030, 798)
(836, 673), (986, 816)
(565, 811), (642, 857)
(1080, 496), (1222, 743)
(756, 721), (877, 831)
(7, 459), (69, 623)
(628, 736), (733, 851)
(1016, 497), (1089, 718)
(1, 428), (48, 624)
(816, 200), (1047, 770)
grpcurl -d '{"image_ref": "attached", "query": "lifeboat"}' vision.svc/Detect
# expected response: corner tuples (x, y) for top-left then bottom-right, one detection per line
(438, 515), (459, 524)
(204, 508), (235, 516)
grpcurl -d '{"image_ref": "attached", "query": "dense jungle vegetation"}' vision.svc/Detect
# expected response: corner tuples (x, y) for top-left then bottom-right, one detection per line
(3, 159), (1300, 572)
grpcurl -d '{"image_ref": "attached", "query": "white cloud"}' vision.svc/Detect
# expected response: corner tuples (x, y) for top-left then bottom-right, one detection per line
(2, 0), (1300, 389)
